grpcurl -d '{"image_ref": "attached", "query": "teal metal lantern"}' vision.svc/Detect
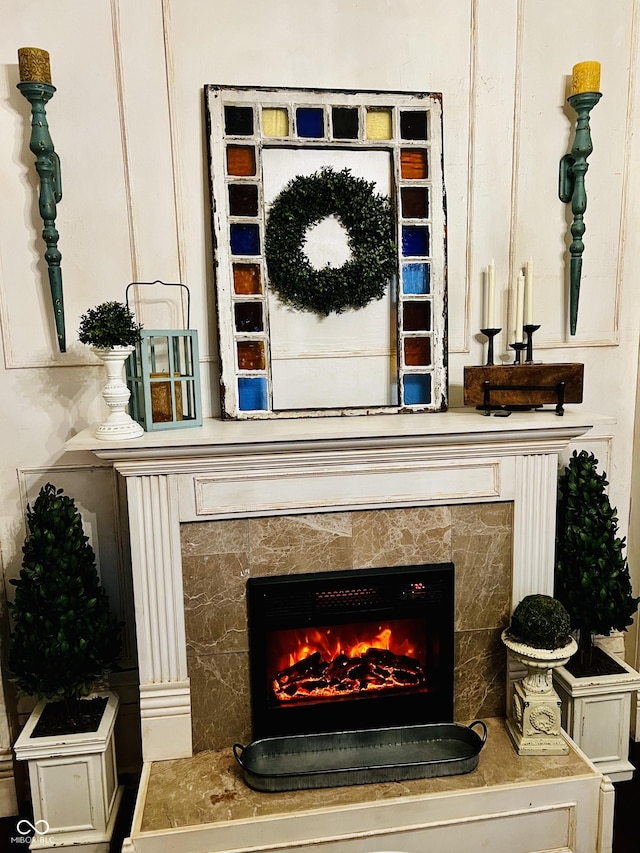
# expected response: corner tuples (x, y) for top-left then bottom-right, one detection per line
(125, 281), (202, 431)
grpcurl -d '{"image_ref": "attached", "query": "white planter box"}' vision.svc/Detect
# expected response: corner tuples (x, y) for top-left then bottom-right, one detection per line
(554, 652), (640, 782)
(13, 691), (123, 852)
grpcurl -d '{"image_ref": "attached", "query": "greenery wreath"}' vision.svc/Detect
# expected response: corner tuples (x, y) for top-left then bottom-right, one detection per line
(265, 167), (397, 316)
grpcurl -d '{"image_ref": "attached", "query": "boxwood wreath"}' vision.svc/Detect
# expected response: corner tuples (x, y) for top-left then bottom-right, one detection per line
(265, 167), (397, 316)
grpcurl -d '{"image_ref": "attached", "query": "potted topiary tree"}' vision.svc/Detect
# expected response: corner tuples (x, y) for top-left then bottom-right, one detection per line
(11, 483), (124, 849)
(502, 594), (577, 755)
(553, 449), (640, 781)
(78, 300), (144, 440)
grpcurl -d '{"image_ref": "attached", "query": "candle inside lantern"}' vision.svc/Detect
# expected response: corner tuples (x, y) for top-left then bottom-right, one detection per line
(18, 47), (52, 84)
(570, 60), (601, 96)
(524, 258), (534, 325)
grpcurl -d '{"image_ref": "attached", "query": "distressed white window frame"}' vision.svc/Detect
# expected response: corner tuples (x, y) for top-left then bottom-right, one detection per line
(206, 85), (447, 420)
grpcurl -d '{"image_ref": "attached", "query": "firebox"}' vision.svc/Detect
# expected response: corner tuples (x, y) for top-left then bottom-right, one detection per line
(247, 563), (455, 739)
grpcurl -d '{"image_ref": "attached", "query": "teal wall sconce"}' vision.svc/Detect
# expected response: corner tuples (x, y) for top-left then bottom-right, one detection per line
(558, 61), (602, 336)
(17, 47), (65, 352)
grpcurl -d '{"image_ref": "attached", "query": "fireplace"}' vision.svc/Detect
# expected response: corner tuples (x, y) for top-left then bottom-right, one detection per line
(247, 563), (455, 738)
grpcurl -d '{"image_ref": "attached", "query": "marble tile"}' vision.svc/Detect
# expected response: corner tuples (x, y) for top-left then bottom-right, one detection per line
(249, 513), (353, 576)
(140, 718), (595, 833)
(183, 553), (248, 654)
(452, 503), (512, 631)
(454, 628), (506, 721)
(181, 519), (249, 557)
(352, 506), (452, 568)
(188, 651), (251, 752)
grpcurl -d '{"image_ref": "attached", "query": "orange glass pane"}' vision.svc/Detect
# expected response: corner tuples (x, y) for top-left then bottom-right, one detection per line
(400, 149), (427, 180)
(233, 263), (262, 294)
(237, 340), (265, 370)
(404, 337), (431, 366)
(226, 145), (256, 176)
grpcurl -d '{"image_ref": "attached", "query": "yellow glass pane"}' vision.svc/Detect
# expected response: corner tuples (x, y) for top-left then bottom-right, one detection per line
(366, 108), (392, 140)
(262, 108), (289, 137)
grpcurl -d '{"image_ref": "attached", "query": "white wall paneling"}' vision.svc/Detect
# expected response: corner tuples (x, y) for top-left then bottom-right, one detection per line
(1, 0), (640, 812)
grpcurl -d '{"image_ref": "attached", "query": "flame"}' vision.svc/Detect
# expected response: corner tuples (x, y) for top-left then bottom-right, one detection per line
(269, 619), (427, 703)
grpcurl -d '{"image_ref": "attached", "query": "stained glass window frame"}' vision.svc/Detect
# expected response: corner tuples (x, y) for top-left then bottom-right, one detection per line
(206, 85), (447, 419)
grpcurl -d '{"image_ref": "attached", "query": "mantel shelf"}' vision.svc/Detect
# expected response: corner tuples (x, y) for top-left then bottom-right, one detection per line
(65, 407), (609, 465)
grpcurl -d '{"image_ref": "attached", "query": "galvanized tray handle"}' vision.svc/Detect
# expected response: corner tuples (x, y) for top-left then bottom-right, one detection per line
(468, 720), (488, 746)
(125, 279), (192, 329)
(233, 743), (247, 769)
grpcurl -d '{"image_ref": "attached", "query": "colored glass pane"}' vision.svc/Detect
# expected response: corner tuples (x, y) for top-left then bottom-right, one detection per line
(234, 302), (263, 332)
(402, 225), (430, 257)
(400, 149), (428, 179)
(228, 184), (259, 216)
(366, 108), (392, 139)
(403, 301), (431, 331)
(404, 337), (432, 366)
(237, 340), (265, 370)
(296, 107), (324, 138)
(401, 186), (429, 219)
(262, 108), (289, 137)
(226, 145), (256, 176)
(332, 107), (359, 139)
(238, 376), (268, 410)
(400, 110), (428, 140)
(233, 263), (262, 294)
(403, 373), (432, 405)
(224, 105), (254, 136)
(402, 263), (430, 294)
(230, 224), (260, 255)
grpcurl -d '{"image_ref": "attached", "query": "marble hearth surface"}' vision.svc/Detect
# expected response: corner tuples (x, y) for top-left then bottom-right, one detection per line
(139, 718), (597, 834)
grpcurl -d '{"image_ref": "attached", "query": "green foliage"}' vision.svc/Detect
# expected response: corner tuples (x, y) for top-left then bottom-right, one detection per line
(265, 167), (397, 316)
(508, 594), (572, 650)
(555, 450), (639, 643)
(8, 484), (121, 712)
(78, 301), (142, 348)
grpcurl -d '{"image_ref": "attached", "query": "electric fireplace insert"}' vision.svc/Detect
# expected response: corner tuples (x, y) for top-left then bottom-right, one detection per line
(247, 563), (455, 739)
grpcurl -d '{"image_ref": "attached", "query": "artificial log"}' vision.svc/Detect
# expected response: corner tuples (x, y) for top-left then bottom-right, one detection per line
(272, 647), (425, 701)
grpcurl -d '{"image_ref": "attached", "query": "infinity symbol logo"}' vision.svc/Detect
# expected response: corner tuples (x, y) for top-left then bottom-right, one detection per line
(17, 818), (50, 836)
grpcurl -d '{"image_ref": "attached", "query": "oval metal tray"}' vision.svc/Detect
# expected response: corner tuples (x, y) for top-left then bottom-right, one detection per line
(233, 720), (487, 792)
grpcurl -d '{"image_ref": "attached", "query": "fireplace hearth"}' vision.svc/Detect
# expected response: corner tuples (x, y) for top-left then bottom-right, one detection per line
(247, 563), (455, 738)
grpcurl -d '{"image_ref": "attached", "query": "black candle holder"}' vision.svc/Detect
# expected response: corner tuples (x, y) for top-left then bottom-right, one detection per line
(509, 341), (526, 365)
(480, 327), (501, 366)
(524, 324), (541, 363)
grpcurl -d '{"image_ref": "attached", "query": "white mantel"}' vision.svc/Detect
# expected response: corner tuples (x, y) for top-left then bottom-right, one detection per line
(66, 408), (601, 762)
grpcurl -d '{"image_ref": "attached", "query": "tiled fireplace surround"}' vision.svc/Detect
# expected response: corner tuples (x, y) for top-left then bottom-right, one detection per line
(182, 502), (512, 752)
(68, 408), (599, 763)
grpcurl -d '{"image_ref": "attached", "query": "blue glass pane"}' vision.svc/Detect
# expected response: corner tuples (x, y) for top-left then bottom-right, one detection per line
(238, 377), (268, 410)
(402, 226), (430, 257)
(402, 263), (430, 294)
(230, 224), (260, 255)
(403, 373), (432, 405)
(297, 107), (324, 138)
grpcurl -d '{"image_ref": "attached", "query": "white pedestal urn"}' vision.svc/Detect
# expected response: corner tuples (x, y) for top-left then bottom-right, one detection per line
(13, 692), (123, 852)
(502, 630), (578, 755)
(92, 346), (143, 440)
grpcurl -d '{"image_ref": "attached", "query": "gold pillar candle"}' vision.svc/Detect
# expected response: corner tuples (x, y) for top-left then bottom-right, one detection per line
(18, 47), (52, 84)
(570, 61), (601, 95)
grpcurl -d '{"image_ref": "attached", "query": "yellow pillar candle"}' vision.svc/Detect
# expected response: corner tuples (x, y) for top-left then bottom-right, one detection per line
(570, 61), (601, 95)
(18, 47), (52, 84)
